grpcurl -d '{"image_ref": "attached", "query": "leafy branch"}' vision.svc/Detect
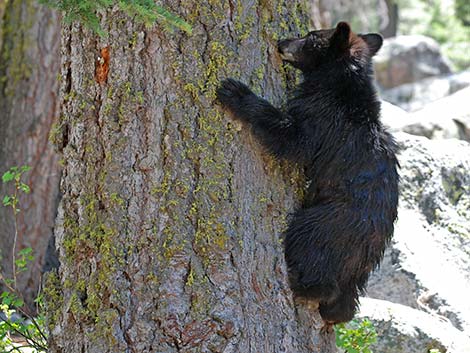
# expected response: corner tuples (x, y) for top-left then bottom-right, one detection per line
(38, 0), (192, 36)
(1, 166), (47, 352)
(2, 166), (31, 290)
(335, 318), (378, 353)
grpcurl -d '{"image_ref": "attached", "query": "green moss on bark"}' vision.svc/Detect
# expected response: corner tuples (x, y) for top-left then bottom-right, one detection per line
(47, 1), (313, 350)
(0, 0), (35, 97)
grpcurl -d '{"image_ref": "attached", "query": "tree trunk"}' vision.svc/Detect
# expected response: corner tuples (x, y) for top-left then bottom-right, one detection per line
(0, 0), (61, 310)
(381, 0), (398, 38)
(46, 2), (336, 352)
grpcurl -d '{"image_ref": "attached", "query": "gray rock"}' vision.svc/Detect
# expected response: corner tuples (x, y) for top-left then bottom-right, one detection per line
(381, 101), (412, 133)
(405, 86), (470, 142)
(358, 297), (470, 353)
(367, 133), (470, 334)
(381, 70), (470, 112)
(0, 311), (23, 323)
(374, 35), (452, 89)
(381, 88), (470, 142)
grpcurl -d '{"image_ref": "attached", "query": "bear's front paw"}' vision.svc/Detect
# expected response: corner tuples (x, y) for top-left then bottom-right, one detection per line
(216, 78), (253, 112)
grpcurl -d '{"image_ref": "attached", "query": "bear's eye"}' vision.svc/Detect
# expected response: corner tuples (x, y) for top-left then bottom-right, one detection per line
(307, 37), (321, 50)
(305, 37), (315, 49)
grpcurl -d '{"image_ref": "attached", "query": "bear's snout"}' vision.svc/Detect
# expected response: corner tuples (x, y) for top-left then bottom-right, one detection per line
(277, 38), (302, 61)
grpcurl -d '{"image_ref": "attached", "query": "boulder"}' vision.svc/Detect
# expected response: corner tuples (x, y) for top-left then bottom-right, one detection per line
(380, 88), (470, 142)
(405, 86), (470, 142)
(367, 133), (470, 334)
(374, 35), (452, 89)
(380, 100), (412, 133)
(358, 297), (470, 353)
(380, 70), (470, 112)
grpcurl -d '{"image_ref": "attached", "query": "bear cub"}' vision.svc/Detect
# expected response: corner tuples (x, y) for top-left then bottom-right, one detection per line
(216, 22), (399, 325)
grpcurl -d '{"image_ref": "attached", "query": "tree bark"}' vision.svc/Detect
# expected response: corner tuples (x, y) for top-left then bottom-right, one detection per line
(0, 0), (61, 310)
(381, 0), (398, 38)
(46, 2), (336, 352)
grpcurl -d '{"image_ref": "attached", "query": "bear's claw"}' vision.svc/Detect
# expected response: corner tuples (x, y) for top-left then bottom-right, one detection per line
(216, 78), (253, 110)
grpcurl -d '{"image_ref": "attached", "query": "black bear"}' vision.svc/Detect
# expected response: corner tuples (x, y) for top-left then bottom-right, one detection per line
(216, 22), (399, 325)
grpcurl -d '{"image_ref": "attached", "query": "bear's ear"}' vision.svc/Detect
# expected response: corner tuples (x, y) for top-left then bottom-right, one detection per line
(360, 33), (383, 56)
(331, 22), (351, 53)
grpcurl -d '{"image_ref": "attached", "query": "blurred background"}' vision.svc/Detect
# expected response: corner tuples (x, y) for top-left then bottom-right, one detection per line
(316, 2), (470, 351)
(312, 0), (470, 116)
(312, 0), (470, 71)
(0, 0), (469, 351)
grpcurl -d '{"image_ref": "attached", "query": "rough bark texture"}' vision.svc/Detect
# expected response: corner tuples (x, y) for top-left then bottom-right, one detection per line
(0, 0), (61, 309)
(46, 2), (336, 352)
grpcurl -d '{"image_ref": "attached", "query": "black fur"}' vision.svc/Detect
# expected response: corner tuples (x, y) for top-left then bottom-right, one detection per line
(216, 22), (399, 324)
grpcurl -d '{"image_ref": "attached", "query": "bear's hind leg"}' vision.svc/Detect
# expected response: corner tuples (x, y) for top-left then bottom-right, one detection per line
(290, 269), (340, 303)
(284, 208), (341, 303)
(319, 288), (358, 324)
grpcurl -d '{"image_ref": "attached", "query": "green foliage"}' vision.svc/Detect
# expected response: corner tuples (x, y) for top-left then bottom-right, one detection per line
(15, 248), (34, 275)
(398, 0), (470, 70)
(38, 0), (192, 36)
(2, 166), (31, 214)
(0, 297), (47, 352)
(455, 0), (470, 26)
(424, 2), (463, 43)
(425, 1), (470, 71)
(335, 319), (378, 353)
(1, 166), (47, 352)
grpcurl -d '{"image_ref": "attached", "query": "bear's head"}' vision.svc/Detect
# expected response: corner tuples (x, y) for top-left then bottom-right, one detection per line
(277, 22), (382, 73)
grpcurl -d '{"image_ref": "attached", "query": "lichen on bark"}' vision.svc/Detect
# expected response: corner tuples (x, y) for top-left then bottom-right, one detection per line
(46, 1), (336, 352)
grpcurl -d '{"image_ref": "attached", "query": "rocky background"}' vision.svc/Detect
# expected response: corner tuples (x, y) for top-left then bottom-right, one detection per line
(360, 33), (470, 353)
(317, 2), (470, 350)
